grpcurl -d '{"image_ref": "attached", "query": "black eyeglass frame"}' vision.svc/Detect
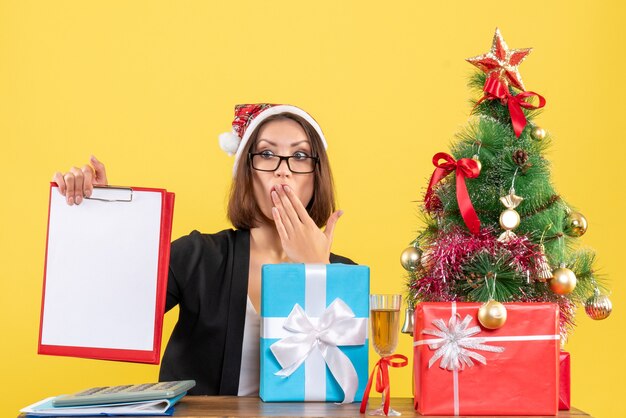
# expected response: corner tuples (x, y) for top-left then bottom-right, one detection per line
(248, 152), (320, 174)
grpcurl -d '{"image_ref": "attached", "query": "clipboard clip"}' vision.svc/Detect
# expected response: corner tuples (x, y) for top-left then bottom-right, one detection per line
(85, 186), (133, 202)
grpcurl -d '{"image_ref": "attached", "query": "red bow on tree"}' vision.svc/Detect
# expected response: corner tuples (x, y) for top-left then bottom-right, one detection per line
(480, 74), (546, 137)
(424, 152), (481, 235)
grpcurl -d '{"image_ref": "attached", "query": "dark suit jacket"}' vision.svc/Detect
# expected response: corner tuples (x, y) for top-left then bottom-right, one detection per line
(159, 228), (354, 395)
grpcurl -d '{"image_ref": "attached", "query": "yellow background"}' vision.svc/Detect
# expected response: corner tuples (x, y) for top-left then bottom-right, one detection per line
(1, 1), (624, 417)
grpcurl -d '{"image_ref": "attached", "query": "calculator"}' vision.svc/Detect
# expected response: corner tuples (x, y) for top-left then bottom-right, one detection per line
(52, 380), (196, 407)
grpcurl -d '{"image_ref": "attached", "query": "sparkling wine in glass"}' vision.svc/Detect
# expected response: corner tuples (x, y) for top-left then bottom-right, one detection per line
(369, 294), (402, 416)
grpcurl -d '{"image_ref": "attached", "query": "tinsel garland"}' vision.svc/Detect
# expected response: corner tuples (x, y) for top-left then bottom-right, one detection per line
(408, 226), (576, 336)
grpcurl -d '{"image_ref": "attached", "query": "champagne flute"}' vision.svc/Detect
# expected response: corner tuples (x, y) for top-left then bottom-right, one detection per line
(369, 294), (402, 416)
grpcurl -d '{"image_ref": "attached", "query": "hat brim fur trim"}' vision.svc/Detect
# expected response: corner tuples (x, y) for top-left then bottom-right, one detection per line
(232, 105), (328, 176)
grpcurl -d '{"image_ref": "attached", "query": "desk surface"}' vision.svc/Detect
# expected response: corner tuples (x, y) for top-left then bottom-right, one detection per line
(17, 397), (592, 418)
(171, 397), (590, 418)
(114, 396), (592, 418)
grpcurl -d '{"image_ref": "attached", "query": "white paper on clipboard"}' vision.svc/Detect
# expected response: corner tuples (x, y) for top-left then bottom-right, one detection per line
(39, 185), (174, 362)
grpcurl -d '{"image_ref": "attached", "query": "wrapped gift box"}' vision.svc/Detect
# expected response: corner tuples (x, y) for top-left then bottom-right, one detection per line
(260, 263), (369, 403)
(559, 351), (571, 410)
(413, 302), (560, 416)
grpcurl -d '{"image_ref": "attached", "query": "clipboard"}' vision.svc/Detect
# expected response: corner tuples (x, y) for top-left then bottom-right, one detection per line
(38, 183), (175, 364)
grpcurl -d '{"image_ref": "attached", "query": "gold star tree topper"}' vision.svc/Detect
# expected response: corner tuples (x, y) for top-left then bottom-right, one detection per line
(466, 28), (532, 91)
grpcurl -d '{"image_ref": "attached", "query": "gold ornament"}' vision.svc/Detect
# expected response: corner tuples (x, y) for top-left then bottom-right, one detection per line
(400, 246), (422, 271)
(498, 189), (524, 242)
(500, 191), (524, 209)
(585, 291), (612, 320)
(531, 126), (546, 140)
(550, 265), (577, 295)
(478, 300), (508, 329)
(472, 154), (482, 174)
(564, 212), (588, 237)
(536, 244), (553, 282)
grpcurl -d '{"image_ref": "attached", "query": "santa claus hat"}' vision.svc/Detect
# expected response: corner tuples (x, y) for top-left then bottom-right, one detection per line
(219, 103), (328, 175)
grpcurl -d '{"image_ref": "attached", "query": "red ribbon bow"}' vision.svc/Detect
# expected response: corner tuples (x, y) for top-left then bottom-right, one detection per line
(480, 73), (546, 137)
(424, 152), (481, 235)
(359, 354), (408, 415)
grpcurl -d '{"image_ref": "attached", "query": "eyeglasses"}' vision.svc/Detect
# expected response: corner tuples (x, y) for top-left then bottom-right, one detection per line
(248, 152), (319, 174)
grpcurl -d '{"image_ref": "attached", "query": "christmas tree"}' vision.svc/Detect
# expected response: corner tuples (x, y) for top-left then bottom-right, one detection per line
(403, 28), (612, 338)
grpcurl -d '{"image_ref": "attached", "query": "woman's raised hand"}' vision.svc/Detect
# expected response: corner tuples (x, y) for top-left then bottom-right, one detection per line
(52, 156), (108, 205)
(270, 184), (343, 264)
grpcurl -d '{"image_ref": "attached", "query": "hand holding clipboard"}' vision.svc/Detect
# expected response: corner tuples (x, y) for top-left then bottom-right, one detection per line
(39, 180), (175, 364)
(52, 155), (109, 206)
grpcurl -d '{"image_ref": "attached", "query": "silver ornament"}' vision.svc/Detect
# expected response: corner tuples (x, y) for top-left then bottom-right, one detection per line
(401, 246), (422, 271)
(401, 306), (415, 336)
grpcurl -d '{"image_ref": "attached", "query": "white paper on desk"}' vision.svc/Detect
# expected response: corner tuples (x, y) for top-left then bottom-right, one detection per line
(41, 187), (162, 351)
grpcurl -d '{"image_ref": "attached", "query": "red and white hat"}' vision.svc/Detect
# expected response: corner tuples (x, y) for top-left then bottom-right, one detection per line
(219, 104), (328, 175)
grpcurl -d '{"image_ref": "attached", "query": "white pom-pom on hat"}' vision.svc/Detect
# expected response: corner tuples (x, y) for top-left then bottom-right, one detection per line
(219, 130), (241, 156)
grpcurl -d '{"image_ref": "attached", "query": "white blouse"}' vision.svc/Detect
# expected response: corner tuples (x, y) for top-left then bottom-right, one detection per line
(237, 296), (260, 396)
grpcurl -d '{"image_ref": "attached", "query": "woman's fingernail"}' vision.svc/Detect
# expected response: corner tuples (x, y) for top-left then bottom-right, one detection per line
(85, 189), (92, 198)
(76, 196), (82, 205)
(271, 191), (278, 200)
(283, 185), (291, 192)
(68, 197), (74, 205)
(338, 210), (344, 217)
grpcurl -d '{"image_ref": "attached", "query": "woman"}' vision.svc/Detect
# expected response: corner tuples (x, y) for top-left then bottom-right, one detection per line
(52, 104), (355, 395)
